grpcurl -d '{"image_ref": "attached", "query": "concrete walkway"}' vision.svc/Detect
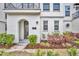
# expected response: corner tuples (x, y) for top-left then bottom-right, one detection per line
(6, 39), (29, 52)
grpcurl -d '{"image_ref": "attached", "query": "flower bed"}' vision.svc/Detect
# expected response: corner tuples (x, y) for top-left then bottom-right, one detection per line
(25, 42), (75, 49)
(25, 43), (51, 49)
(25, 32), (79, 49)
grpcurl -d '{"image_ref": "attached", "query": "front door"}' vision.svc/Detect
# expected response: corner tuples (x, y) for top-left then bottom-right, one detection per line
(24, 21), (29, 39)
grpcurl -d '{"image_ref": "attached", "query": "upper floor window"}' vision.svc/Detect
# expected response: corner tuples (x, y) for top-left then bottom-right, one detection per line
(65, 6), (70, 16)
(54, 20), (59, 32)
(76, 6), (79, 10)
(43, 20), (48, 31)
(4, 3), (6, 8)
(43, 3), (50, 11)
(27, 3), (34, 8)
(74, 3), (79, 10)
(53, 3), (60, 11)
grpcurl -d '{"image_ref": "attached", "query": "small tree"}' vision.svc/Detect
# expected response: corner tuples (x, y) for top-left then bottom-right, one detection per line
(67, 47), (77, 56)
(28, 35), (37, 46)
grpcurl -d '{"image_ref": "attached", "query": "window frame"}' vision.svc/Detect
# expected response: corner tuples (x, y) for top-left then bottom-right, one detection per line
(43, 20), (48, 31)
(54, 20), (59, 32)
(43, 3), (50, 11)
(53, 3), (60, 11)
(65, 6), (70, 16)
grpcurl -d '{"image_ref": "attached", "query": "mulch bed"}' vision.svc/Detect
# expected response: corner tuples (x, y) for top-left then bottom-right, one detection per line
(25, 43), (51, 49)
(0, 44), (15, 49)
(25, 41), (79, 49)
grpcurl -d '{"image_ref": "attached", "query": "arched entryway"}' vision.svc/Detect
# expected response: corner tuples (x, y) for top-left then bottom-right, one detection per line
(19, 19), (29, 41)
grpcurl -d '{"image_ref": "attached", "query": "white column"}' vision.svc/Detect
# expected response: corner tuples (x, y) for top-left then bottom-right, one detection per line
(20, 21), (24, 39)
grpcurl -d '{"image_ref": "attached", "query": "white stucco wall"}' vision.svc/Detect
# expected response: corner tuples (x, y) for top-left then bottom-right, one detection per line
(7, 14), (41, 43)
(40, 17), (64, 40)
(63, 21), (72, 32)
(0, 22), (5, 33)
(0, 3), (6, 33)
(72, 19), (79, 33)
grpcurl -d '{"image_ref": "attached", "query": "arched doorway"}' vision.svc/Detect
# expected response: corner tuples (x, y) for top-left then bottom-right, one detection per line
(19, 19), (29, 41)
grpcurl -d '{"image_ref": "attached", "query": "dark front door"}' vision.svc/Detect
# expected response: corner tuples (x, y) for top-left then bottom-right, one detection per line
(24, 21), (29, 39)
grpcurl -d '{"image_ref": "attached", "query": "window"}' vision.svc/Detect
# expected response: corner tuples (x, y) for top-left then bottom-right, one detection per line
(43, 3), (50, 11)
(75, 6), (79, 10)
(54, 20), (59, 32)
(4, 3), (6, 8)
(65, 6), (70, 16)
(27, 3), (34, 8)
(43, 21), (48, 31)
(74, 3), (79, 10)
(53, 3), (60, 11)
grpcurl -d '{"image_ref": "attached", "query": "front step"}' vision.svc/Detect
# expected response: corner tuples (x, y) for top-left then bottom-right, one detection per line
(19, 39), (27, 43)
(18, 39), (29, 46)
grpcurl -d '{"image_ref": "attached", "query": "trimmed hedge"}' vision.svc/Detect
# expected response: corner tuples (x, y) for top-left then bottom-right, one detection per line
(0, 33), (14, 46)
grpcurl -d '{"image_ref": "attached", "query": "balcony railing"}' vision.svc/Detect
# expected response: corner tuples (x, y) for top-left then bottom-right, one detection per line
(4, 3), (40, 10)
(72, 10), (79, 19)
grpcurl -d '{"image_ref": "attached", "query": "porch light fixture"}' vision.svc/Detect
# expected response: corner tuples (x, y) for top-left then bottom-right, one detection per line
(36, 21), (38, 24)
(66, 23), (70, 28)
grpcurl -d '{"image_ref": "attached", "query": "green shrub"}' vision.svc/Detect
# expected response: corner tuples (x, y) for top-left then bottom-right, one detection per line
(33, 49), (59, 56)
(75, 40), (79, 45)
(40, 42), (50, 47)
(28, 35), (37, 45)
(53, 32), (60, 36)
(0, 33), (14, 46)
(0, 33), (7, 45)
(33, 49), (45, 56)
(63, 31), (71, 35)
(47, 50), (59, 56)
(0, 49), (14, 56)
(67, 47), (77, 56)
(6, 34), (14, 45)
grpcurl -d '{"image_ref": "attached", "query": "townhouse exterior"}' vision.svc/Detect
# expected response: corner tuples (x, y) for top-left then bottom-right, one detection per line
(0, 3), (79, 43)
(0, 4), (6, 33)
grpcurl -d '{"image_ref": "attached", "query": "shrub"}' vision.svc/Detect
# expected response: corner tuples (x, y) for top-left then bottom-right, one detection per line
(75, 40), (79, 45)
(0, 33), (7, 45)
(28, 35), (37, 45)
(40, 42), (50, 47)
(0, 49), (14, 56)
(67, 47), (77, 56)
(0, 33), (14, 46)
(53, 32), (60, 36)
(6, 34), (14, 45)
(33, 49), (45, 56)
(63, 32), (71, 35)
(63, 32), (74, 41)
(75, 33), (79, 38)
(33, 49), (59, 56)
(47, 50), (59, 56)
